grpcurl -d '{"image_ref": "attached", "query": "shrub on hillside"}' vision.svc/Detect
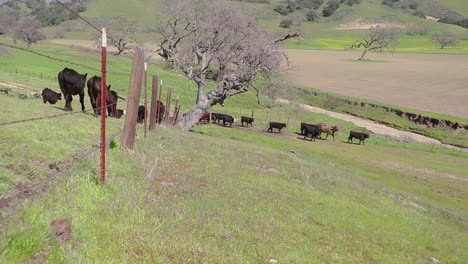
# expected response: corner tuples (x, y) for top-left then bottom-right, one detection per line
(405, 24), (429, 36)
(306, 9), (318, 21)
(341, 0), (361, 5)
(279, 18), (293, 28)
(322, 0), (340, 17)
(274, 4), (292, 15)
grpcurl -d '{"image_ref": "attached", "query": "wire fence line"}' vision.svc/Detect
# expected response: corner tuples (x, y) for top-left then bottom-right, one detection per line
(0, 101), (119, 127)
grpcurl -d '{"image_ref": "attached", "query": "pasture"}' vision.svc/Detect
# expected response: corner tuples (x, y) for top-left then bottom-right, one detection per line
(0, 103), (467, 261)
(1, 31), (468, 262)
(286, 49), (468, 119)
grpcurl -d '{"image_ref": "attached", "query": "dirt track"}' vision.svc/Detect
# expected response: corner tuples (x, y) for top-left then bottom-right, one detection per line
(285, 49), (468, 119)
(278, 99), (467, 152)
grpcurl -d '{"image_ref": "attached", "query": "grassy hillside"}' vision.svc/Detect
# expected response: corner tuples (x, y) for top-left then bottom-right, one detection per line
(1, 109), (467, 262)
(54, 0), (468, 53)
(0, 39), (467, 262)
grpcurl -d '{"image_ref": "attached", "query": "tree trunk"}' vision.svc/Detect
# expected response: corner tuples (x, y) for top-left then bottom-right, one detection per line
(358, 48), (368, 60)
(178, 80), (232, 131)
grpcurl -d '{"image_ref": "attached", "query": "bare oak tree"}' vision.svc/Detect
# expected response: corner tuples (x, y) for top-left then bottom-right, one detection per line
(157, 0), (298, 131)
(432, 32), (459, 49)
(94, 17), (137, 56)
(0, 7), (45, 48)
(350, 26), (398, 60)
(11, 16), (45, 48)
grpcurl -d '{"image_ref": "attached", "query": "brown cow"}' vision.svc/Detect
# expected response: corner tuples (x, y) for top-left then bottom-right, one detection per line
(348, 131), (369, 145)
(41, 88), (62, 105)
(241, 116), (254, 127)
(268, 122), (287, 133)
(88, 76), (123, 117)
(318, 123), (339, 140)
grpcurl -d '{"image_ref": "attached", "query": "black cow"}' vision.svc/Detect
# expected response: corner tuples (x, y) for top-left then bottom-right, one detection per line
(241, 116), (254, 127)
(348, 131), (370, 145)
(268, 122), (287, 133)
(216, 113), (235, 127)
(41, 88), (62, 105)
(300, 122), (319, 135)
(137, 105), (147, 124)
(57, 67), (87, 111)
(303, 124), (320, 141)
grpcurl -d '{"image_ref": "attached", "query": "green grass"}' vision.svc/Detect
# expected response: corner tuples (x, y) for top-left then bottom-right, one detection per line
(1, 38), (467, 262)
(1, 123), (467, 262)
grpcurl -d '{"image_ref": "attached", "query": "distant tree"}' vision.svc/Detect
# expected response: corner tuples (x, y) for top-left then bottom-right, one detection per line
(0, 9), (45, 48)
(350, 26), (399, 60)
(322, 0), (340, 17)
(94, 17), (137, 56)
(0, 7), (19, 37)
(157, 0), (299, 130)
(12, 16), (45, 47)
(432, 32), (459, 49)
(306, 9), (318, 21)
(280, 18), (293, 28)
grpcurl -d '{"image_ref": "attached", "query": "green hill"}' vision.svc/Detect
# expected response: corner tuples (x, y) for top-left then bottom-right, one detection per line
(67, 0), (468, 52)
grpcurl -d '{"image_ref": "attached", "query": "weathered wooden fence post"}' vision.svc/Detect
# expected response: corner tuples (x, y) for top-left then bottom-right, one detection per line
(149, 75), (159, 131)
(121, 46), (145, 149)
(143, 61), (148, 137)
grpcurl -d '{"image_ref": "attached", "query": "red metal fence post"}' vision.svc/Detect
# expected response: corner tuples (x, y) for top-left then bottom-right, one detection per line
(100, 28), (107, 185)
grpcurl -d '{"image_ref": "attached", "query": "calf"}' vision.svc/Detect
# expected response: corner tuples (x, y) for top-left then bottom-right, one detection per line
(41, 88), (62, 105)
(318, 123), (339, 140)
(348, 131), (369, 145)
(268, 122), (287, 133)
(303, 124), (320, 141)
(241, 116), (254, 127)
(115, 109), (126, 119)
(137, 105), (147, 124)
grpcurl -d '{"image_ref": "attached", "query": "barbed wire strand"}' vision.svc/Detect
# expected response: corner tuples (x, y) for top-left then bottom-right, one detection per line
(0, 43), (129, 76)
(0, 101), (119, 127)
(54, 0), (102, 33)
(55, 0), (147, 51)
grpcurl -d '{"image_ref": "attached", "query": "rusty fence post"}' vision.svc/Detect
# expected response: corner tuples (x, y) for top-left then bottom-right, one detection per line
(100, 28), (107, 185)
(121, 46), (145, 149)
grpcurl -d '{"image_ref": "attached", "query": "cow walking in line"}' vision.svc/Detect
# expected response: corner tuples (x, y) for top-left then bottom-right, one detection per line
(300, 122), (319, 135)
(58, 67), (87, 111)
(348, 131), (370, 145)
(318, 123), (339, 140)
(268, 122), (287, 133)
(303, 124), (320, 141)
(41, 88), (62, 105)
(216, 113), (235, 127)
(241, 116), (254, 127)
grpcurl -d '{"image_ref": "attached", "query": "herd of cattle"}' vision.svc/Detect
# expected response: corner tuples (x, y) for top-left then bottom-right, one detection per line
(40, 67), (165, 122)
(38, 67), (370, 145)
(199, 112), (370, 145)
